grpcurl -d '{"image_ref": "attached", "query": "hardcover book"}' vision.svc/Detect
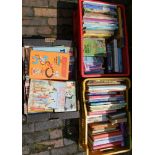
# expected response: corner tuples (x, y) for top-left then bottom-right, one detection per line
(29, 50), (70, 80)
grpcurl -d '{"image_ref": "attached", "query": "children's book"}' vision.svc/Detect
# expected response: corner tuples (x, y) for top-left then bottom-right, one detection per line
(28, 80), (76, 113)
(54, 81), (76, 112)
(29, 50), (70, 80)
(84, 38), (106, 56)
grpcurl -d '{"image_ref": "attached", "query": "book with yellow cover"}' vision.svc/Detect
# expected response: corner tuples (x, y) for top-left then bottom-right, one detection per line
(29, 50), (70, 80)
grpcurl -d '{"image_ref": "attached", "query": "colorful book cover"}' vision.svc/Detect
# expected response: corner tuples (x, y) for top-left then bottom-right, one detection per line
(54, 81), (76, 112)
(29, 50), (70, 80)
(28, 80), (76, 113)
(84, 56), (104, 73)
(84, 38), (106, 56)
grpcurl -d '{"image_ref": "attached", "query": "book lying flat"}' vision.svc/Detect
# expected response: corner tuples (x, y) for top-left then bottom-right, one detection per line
(89, 134), (123, 146)
(88, 110), (116, 116)
(86, 79), (123, 86)
(109, 111), (126, 119)
(28, 80), (76, 113)
(29, 50), (70, 80)
(87, 94), (124, 101)
(110, 117), (127, 124)
(89, 122), (118, 131)
(88, 101), (125, 106)
(87, 115), (109, 124)
(90, 141), (122, 150)
(88, 103), (127, 112)
(32, 46), (68, 53)
(88, 127), (118, 135)
(90, 130), (122, 140)
(86, 85), (127, 92)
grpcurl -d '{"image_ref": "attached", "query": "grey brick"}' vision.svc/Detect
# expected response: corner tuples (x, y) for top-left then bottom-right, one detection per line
(30, 151), (49, 155)
(22, 0), (48, 7)
(38, 138), (64, 148)
(49, 129), (63, 140)
(22, 123), (34, 133)
(22, 7), (34, 17)
(37, 26), (52, 35)
(63, 138), (75, 146)
(73, 152), (86, 155)
(27, 113), (50, 123)
(49, 0), (59, 8)
(23, 131), (49, 144)
(35, 119), (63, 131)
(23, 17), (48, 26)
(22, 145), (30, 155)
(22, 27), (37, 36)
(51, 143), (78, 155)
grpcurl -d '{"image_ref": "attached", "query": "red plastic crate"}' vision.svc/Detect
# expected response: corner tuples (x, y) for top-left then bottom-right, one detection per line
(74, 0), (130, 78)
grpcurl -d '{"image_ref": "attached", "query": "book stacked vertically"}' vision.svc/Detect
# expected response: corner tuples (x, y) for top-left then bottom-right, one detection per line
(23, 40), (77, 114)
(84, 79), (129, 152)
(82, 1), (125, 75)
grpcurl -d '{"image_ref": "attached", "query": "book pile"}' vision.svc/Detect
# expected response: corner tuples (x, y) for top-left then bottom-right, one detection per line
(84, 79), (129, 152)
(23, 40), (77, 113)
(82, 1), (125, 74)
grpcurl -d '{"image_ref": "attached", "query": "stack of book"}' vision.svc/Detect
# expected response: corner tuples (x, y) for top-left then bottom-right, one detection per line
(82, 1), (125, 74)
(23, 40), (77, 113)
(84, 79), (129, 152)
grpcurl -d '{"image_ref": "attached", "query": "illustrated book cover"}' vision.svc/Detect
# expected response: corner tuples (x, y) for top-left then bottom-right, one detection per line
(29, 50), (70, 80)
(28, 79), (76, 113)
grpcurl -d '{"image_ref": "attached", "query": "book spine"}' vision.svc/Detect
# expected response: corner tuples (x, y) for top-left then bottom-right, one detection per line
(113, 39), (119, 72)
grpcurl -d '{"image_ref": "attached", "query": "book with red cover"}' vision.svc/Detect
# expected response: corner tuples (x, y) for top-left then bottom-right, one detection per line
(91, 130), (122, 140)
(89, 122), (119, 131)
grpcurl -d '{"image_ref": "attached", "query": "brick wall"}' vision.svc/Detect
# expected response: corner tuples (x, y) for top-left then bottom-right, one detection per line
(22, 116), (84, 155)
(22, 0), (77, 39)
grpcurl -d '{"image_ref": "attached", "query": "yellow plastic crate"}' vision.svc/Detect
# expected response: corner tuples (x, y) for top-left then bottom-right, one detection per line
(80, 78), (132, 155)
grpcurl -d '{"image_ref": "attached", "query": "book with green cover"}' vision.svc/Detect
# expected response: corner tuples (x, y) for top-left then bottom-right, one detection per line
(84, 38), (106, 56)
